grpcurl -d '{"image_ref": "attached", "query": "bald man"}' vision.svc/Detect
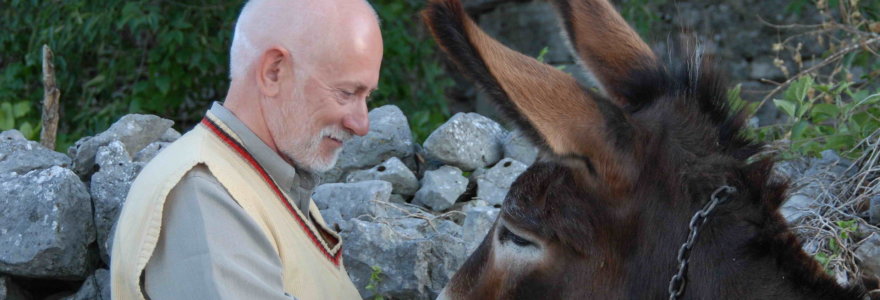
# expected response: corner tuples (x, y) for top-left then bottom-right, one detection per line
(109, 0), (382, 299)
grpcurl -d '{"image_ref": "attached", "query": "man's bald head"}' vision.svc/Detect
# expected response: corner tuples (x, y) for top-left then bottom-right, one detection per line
(223, 0), (383, 173)
(229, 0), (380, 81)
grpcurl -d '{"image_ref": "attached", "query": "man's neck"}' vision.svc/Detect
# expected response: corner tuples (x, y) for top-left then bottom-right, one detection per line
(223, 90), (278, 153)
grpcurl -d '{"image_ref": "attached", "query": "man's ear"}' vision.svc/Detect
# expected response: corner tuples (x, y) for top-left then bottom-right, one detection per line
(256, 47), (291, 97)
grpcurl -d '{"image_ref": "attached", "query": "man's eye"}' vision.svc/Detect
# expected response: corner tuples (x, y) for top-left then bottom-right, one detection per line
(499, 226), (534, 247)
(337, 90), (355, 98)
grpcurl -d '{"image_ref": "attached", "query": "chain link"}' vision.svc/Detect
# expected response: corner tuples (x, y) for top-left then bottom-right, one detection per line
(668, 185), (737, 300)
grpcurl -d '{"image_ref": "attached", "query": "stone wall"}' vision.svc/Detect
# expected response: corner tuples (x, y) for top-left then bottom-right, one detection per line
(1, 105), (878, 299)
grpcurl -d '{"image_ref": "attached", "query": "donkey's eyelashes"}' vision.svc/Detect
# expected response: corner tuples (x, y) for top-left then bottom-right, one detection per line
(498, 225), (535, 248)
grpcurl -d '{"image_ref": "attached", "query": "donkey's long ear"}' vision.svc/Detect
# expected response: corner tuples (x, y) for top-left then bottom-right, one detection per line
(549, 0), (666, 106)
(423, 0), (632, 162)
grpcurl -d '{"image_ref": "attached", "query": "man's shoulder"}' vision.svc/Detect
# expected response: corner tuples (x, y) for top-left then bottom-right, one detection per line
(172, 164), (225, 195)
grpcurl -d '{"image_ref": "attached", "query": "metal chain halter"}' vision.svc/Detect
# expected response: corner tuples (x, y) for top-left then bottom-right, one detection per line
(668, 185), (737, 300)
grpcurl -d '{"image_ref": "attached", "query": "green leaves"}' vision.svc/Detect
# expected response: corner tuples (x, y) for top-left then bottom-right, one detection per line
(1, 0), (240, 149)
(365, 265), (385, 300)
(370, 0), (453, 143)
(0, 101), (40, 140)
(773, 98), (798, 119)
(764, 74), (880, 159)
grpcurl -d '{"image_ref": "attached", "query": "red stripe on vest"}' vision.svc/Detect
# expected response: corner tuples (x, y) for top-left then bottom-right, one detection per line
(200, 118), (342, 266)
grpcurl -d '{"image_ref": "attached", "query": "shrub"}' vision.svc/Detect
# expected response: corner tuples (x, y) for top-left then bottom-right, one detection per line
(0, 0), (453, 149)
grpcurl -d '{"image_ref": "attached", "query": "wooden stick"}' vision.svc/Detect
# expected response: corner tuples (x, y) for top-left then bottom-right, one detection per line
(40, 44), (60, 150)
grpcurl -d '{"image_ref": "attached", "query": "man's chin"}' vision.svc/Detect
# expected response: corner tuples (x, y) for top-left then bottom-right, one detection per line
(297, 153), (341, 174)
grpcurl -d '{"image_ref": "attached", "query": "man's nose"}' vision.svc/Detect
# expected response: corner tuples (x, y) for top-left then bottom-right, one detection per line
(343, 99), (370, 136)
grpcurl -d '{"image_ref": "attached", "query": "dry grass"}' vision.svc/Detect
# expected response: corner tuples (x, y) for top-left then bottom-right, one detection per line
(786, 129), (880, 286)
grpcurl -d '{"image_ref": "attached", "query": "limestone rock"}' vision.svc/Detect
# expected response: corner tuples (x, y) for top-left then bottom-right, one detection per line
(158, 128), (181, 143)
(0, 166), (95, 279)
(855, 233), (880, 278)
(91, 141), (145, 264)
(870, 193), (880, 226)
(423, 113), (505, 171)
(68, 114), (173, 177)
(61, 269), (110, 300)
(413, 166), (468, 211)
(502, 130), (539, 165)
(341, 217), (465, 299)
(326, 105), (414, 182)
(345, 157), (419, 196)
(476, 158), (528, 206)
(0, 129), (71, 175)
(780, 194), (816, 224)
(461, 202), (500, 253)
(313, 180), (419, 229)
(132, 141), (171, 163)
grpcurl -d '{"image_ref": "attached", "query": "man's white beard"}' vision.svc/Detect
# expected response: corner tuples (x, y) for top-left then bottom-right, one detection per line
(283, 126), (352, 173)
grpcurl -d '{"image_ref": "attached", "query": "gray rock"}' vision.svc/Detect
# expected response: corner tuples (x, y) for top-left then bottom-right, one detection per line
(855, 233), (880, 278)
(62, 269), (111, 300)
(313, 180), (418, 229)
(388, 194), (407, 205)
(476, 158), (528, 206)
(68, 114), (173, 177)
(462, 203), (500, 253)
(325, 105), (414, 182)
(870, 194), (880, 226)
(414, 166), (468, 211)
(158, 128), (181, 143)
(502, 130), (540, 165)
(91, 141), (145, 264)
(423, 113), (505, 171)
(132, 141), (170, 163)
(748, 59), (785, 81)
(816, 149), (852, 177)
(345, 157), (419, 196)
(0, 166), (95, 279)
(341, 217), (465, 299)
(780, 194), (816, 224)
(0, 129), (71, 175)
(0, 276), (29, 300)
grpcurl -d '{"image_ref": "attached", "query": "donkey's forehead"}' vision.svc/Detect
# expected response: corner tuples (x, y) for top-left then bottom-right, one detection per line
(502, 162), (600, 238)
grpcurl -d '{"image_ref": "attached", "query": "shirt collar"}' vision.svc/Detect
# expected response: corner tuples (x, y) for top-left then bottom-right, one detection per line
(207, 102), (316, 214)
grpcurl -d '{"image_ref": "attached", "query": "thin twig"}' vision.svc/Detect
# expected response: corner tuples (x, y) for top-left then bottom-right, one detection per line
(751, 36), (880, 118)
(40, 45), (60, 150)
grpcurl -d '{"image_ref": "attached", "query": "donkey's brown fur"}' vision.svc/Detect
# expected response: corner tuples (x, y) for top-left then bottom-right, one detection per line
(423, 0), (876, 299)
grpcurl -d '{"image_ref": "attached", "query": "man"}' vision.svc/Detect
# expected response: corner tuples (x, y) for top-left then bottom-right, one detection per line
(110, 0), (382, 299)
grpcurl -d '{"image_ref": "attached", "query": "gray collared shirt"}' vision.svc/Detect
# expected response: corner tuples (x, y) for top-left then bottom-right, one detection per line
(143, 102), (317, 299)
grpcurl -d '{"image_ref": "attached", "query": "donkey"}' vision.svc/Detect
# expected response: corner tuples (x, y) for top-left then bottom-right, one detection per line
(423, 0), (878, 299)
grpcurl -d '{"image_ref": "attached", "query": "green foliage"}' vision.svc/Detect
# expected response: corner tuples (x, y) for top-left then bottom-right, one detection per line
(754, 75), (880, 159)
(1, 0), (241, 150)
(619, 0), (667, 38)
(0, 100), (40, 140)
(813, 219), (859, 275)
(365, 265), (385, 300)
(1, 0), (453, 148)
(371, 0), (454, 143)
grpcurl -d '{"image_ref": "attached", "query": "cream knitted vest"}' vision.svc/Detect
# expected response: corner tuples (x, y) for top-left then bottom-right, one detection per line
(110, 114), (360, 300)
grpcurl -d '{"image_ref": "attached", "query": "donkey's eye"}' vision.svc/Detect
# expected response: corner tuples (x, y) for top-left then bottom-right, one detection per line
(499, 226), (534, 247)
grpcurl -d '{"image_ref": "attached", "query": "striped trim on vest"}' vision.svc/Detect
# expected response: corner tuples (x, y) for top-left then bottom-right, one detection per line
(200, 117), (342, 266)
